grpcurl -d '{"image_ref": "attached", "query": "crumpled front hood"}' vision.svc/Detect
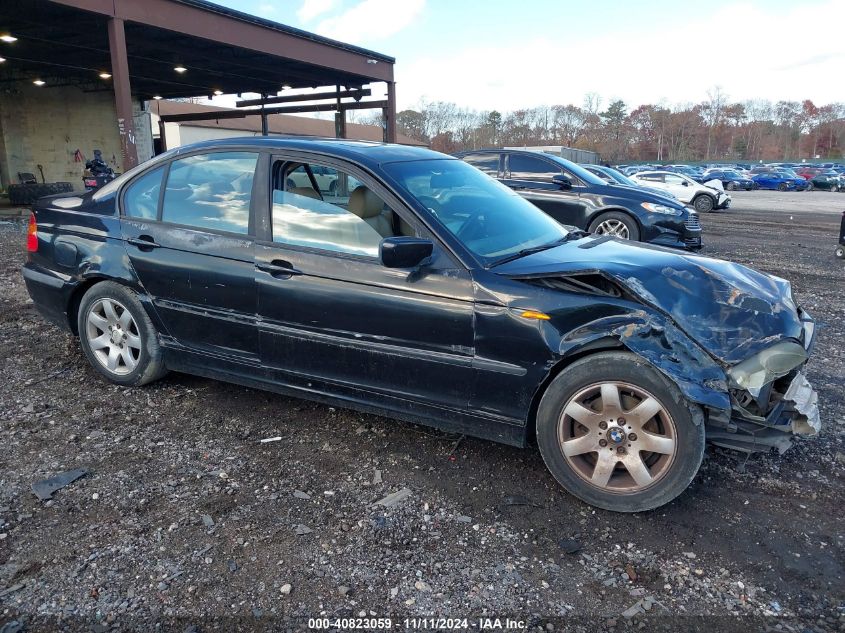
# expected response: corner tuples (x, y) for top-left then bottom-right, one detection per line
(497, 236), (805, 365)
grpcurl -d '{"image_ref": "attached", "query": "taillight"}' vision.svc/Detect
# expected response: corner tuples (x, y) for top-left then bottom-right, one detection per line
(26, 212), (38, 252)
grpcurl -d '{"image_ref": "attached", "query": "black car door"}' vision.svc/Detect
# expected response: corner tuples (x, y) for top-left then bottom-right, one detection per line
(254, 154), (476, 411)
(120, 150), (263, 360)
(501, 153), (588, 226)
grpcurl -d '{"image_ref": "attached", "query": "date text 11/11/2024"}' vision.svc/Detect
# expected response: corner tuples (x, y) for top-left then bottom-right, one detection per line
(307, 617), (527, 629)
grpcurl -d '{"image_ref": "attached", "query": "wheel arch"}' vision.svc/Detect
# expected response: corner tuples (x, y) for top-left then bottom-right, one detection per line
(525, 320), (732, 446)
(586, 207), (643, 233)
(66, 275), (154, 336)
(525, 336), (624, 445)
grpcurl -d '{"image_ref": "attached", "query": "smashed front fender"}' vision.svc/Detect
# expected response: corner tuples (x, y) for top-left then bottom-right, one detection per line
(560, 311), (731, 414)
(784, 371), (821, 435)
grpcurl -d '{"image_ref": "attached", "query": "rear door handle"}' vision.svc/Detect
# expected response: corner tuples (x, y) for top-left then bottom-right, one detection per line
(257, 259), (302, 278)
(127, 235), (160, 250)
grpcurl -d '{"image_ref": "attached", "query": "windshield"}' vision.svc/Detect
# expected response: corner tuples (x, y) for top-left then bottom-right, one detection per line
(383, 159), (569, 267)
(546, 156), (607, 185)
(599, 166), (636, 186)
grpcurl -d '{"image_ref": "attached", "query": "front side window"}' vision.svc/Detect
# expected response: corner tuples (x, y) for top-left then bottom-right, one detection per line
(272, 161), (413, 257)
(123, 166), (164, 219)
(665, 174), (686, 186)
(161, 152), (258, 234)
(383, 159), (568, 266)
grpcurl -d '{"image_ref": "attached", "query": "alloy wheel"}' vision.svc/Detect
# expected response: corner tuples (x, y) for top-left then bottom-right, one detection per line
(557, 382), (677, 493)
(594, 219), (630, 240)
(85, 298), (142, 375)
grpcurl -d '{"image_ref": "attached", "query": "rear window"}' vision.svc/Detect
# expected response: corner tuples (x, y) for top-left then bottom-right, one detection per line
(161, 152), (258, 234)
(123, 166), (164, 220)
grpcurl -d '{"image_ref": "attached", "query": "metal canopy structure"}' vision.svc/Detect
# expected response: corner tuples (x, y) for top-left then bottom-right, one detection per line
(0, 0), (397, 169)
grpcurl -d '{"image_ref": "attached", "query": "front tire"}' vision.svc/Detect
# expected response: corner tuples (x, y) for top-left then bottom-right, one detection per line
(588, 211), (640, 241)
(536, 351), (705, 512)
(692, 194), (714, 213)
(778, 182), (788, 191)
(77, 281), (167, 386)
(726, 181), (736, 191)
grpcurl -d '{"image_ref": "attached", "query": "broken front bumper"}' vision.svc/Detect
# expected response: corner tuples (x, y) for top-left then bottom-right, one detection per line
(707, 315), (820, 454)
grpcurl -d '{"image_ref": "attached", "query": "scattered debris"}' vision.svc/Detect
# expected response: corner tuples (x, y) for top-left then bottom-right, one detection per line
(201, 514), (215, 528)
(373, 487), (411, 508)
(31, 469), (88, 501)
(294, 524), (313, 536)
(559, 538), (582, 554)
(455, 515), (472, 523)
(0, 583), (27, 598)
(373, 469), (383, 484)
(293, 490), (311, 500)
(280, 583), (292, 595)
(227, 560), (238, 572)
(259, 436), (283, 443)
(625, 563), (637, 582)
(414, 580), (432, 592)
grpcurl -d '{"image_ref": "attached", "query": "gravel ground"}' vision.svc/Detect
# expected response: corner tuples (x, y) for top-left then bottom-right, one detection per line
(0, 191), (843, 632)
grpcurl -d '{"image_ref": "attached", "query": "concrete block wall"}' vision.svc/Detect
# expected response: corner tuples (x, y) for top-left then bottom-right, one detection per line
(0, 83), (153, 191)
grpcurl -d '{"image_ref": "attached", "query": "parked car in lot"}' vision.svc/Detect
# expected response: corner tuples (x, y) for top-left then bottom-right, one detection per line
(22, 138), (820, 512)
(579, 164), (678, 199)
(661, 164), (706, 182)
(751, 170), (808, 191)
(456, 150), (701, 249)
(795, 168), (842, 191)
(701, 169), (756, 191)
(628, 170), (731, 212)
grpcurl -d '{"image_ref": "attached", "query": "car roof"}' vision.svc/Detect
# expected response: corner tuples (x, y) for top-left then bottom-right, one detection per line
(165, 136), (449, 168)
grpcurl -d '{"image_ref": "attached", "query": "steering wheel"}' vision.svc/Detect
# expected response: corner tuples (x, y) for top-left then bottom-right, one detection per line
(455, 209), (486, 241)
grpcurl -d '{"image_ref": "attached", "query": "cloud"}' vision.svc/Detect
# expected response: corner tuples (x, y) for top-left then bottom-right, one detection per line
(396, 0), (845, 111)
(314, 0), (425, 44)
(297, 0), (339, 22)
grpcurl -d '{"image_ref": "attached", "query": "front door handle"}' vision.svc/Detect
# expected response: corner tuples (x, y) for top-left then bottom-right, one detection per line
(257, 259), (302, 278)
(127, 235), (160, 250)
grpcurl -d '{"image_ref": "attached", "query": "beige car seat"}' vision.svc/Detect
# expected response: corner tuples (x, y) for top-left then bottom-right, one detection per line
(349, 186), (392, 237)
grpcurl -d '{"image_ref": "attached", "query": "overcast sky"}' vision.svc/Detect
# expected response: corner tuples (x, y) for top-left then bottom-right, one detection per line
(209, 0), (845, 112)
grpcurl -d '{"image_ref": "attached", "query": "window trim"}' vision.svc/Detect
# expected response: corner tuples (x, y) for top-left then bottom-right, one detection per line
(119, 148), (264, 239)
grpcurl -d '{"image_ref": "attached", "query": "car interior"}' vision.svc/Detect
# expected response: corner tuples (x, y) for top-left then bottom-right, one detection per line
(270, 161), (414, 257)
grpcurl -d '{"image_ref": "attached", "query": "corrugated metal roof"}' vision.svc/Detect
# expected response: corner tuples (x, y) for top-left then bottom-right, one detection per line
(172, 0), (395, 63)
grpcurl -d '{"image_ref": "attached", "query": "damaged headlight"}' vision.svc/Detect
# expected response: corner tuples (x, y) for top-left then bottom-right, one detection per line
(727, 341), (808, 390)
(641, 202), (681, 215)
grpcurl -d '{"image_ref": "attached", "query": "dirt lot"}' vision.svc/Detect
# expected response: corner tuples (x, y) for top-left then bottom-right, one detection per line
(0, 190), (843, 632)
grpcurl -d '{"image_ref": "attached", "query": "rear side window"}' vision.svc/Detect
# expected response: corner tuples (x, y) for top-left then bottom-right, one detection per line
(508, 154), (561, 178)
(123, 166), (164, 219)
(161, 152), (258, 234)
(462, 153), (501, 176)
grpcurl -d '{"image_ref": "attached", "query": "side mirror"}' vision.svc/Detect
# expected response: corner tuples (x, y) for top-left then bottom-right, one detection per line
(380, 236), (433, 269)
(552, 174), (573, 190)
(681, 181), (689, 186)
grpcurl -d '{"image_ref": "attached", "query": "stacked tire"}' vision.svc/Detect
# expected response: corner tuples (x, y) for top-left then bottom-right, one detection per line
(8, 182), (74, 205)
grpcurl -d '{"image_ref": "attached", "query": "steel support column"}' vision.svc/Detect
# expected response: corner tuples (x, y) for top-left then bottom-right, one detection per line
(107, 17), (139, 170)
(384, 81), (397, 143)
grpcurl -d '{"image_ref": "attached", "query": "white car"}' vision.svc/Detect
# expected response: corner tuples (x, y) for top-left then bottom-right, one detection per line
(629, 170), (731, 213)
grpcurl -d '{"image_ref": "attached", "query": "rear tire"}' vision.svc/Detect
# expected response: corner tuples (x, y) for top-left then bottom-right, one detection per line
(805, 182), (814, 191)
(692, 194), (714, 213)
(836, 245), (845, 259)
(77, 281), (167, 387)
(536, 351), (705, 512)
(588, 211), (640, 242)
(726, 181), (736, 191)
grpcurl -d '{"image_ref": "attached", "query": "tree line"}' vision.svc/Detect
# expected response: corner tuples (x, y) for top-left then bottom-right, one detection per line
(379, 89), (845, 163)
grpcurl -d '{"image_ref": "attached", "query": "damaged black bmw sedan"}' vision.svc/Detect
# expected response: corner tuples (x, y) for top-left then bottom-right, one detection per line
(22, 138), (820, 512)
